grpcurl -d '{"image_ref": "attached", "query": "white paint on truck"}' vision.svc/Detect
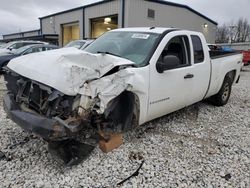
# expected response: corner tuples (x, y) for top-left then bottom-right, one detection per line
(7, 27), (242, 126)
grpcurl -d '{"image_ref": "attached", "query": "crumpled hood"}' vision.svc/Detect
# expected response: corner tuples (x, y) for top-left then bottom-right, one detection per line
(7, 47), (134, 96)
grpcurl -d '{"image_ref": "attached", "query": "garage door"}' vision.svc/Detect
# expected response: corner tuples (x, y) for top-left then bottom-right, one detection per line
(62, 22), (80, 46)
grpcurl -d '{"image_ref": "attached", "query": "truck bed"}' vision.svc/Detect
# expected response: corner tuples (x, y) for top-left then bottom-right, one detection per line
(205, 52), (242, 99)
(209, 50), (241, 59)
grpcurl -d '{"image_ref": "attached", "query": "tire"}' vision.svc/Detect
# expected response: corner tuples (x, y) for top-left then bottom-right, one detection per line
(209, 76), (232, 106)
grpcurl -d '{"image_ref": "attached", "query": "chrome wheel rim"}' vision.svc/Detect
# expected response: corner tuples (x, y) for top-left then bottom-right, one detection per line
(222, 83), (230, 101)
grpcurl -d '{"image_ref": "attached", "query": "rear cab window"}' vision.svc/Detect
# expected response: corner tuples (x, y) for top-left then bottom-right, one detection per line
(191, 35), (204, 64)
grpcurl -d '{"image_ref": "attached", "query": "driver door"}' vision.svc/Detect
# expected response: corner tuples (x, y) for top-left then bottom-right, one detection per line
(147, 32), (194, 121)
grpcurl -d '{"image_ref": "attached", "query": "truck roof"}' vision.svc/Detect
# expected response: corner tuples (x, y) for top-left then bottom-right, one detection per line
(111, 27), (203, 36)
(112, 27), (177, 34)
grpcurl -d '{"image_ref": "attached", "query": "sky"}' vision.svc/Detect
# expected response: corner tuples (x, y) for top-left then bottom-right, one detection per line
(0, 0), (250, 38)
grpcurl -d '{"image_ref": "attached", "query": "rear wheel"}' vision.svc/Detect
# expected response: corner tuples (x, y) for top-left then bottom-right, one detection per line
(209, 76), (232, 106)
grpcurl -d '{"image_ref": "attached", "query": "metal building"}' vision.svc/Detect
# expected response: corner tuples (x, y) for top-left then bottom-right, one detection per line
(3, 0), (218, 46)
(1, 29), (59, 44)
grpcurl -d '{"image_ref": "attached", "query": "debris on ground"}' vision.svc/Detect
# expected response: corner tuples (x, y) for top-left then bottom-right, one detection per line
(117, 160), (145, 186)
(221, 173), (232, 181)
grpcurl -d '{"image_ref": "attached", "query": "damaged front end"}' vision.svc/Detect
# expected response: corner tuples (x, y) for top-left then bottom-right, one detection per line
(3, 67), (140, 141)
(3, 49), (144, 165)
(3, 68), (140, 165)
(3, 71), (88, 141)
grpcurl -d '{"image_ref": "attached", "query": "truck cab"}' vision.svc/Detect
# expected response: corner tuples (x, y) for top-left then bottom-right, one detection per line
(146, 30), (211, 120)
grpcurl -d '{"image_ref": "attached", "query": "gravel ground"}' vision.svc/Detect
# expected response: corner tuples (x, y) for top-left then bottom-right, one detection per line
(0, 67), (249, 188)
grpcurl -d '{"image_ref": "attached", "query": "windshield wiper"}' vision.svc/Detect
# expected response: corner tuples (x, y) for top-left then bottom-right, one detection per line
(97, 51), (122, 58)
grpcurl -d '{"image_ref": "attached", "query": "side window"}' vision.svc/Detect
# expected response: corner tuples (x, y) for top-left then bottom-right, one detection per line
(31, 47), (43, 53)
(158, 35), (191, 68)
(11, 43), (23, 49)
(24, 47), (43, 54)
(191, 35), (204, 64)
(19, 43), (31, 48)
(43, 47), (54, 51)
(23, 48), (32, 54)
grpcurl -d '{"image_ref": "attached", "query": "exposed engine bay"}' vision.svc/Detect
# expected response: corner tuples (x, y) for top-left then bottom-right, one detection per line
(4, 70), (139, 141)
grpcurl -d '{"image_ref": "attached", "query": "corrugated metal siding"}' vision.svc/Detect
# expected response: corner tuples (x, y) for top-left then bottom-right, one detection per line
(84, 0), (121, 38)
(39, 0), (216, 43)
(3, 30), (40, 40)
(23, 31), (40, 37)
(3, 34), (21, 40)
(41, 9), (83, 46)
(125, 0), (216, 43)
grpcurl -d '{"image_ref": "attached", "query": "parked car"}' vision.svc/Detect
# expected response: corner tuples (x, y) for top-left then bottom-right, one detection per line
(3, 28), (242, 160)
(0, 44), (58, 74)
(64, 40), (94, 49)
(241, 50), (250, 65)
(0, 40), (48, 54)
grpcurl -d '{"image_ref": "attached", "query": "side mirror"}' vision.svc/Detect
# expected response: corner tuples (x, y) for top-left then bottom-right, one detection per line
(156, 55), (181, 73)
(8, 47), (13, 51)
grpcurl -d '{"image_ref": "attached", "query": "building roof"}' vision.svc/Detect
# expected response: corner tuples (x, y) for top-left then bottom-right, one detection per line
(0, 34), (58, 43)
(147, 0), (217, 25)
(39, 0), (114, 19)
(39, 0), (217, 25)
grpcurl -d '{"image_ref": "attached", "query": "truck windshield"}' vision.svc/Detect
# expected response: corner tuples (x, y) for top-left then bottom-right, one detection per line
(84, 31), (160, 65)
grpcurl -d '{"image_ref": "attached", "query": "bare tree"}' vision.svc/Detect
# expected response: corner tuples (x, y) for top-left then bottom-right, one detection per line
(234, 18), (250, 42)
(216, 24), (229, 43)
(216, 18), (250, 43)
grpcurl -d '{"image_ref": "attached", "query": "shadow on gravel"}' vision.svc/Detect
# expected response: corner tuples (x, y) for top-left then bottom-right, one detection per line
(48, 139), (95, 166)
(241, 67), (250, 72)
(130, 103), (202, 140)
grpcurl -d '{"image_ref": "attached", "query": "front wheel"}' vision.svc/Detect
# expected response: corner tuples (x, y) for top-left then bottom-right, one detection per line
(209, 76), (232, 106)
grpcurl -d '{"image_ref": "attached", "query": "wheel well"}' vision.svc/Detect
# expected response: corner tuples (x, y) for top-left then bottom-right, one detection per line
(104, 91), (140, 132)
(225, 70), (236, 83)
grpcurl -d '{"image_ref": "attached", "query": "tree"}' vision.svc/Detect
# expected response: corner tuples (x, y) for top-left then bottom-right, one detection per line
(216, 24), (229, 43)
(234, 18), (250, 42)
(216, 18), (250, 43)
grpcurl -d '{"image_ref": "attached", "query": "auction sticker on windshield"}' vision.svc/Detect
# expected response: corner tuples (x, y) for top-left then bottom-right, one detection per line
(131, 34), (150, 39)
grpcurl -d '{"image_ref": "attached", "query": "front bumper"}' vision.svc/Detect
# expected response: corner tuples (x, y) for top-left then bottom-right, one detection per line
(3, 94), (80, 141)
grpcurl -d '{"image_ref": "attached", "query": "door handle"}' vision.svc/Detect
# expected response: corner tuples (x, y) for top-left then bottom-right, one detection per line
(184, 74), (194, 79)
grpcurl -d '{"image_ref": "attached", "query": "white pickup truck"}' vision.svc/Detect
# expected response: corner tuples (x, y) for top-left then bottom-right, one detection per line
(3, 27), (242, 142)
